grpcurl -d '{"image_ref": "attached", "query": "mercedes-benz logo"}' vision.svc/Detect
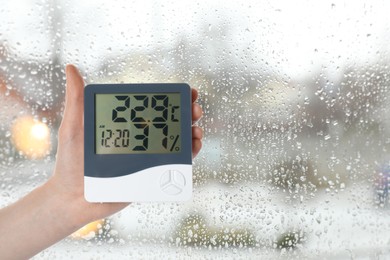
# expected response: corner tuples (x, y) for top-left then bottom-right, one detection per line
(160, 170), (186, 195)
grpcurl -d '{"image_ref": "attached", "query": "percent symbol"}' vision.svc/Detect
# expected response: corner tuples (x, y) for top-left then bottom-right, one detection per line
(170, 135), (180, 152)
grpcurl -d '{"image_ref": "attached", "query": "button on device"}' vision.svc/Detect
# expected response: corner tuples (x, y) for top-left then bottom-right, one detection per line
(160, 170), (186, 195)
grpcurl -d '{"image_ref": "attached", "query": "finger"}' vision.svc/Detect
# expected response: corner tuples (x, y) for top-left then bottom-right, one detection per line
(59, 64), (85, 137)
(192, 103), (203, 123)
(191, 88), (198, 103)
(192, 138), (202, 159)
(192, 126), (203, 140)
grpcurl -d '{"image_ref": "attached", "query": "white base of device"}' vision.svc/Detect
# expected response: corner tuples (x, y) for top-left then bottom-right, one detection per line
(84, 164), (192, 202)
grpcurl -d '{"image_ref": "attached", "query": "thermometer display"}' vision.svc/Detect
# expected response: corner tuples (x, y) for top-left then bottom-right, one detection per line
(84, 83), (192, 202)
(95, 93), (181, 154)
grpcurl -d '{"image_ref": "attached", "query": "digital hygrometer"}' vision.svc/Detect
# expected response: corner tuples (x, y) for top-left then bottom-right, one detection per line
(84, 84), (192, 202)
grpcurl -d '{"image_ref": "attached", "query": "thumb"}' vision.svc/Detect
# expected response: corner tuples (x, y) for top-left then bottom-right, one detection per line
(58, 64), (85, 139)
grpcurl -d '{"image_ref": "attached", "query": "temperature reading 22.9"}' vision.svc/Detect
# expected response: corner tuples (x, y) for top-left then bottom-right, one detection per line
(95, 93), (181, 154)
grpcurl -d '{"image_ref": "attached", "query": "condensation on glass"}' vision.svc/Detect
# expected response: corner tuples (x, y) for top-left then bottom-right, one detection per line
(0, 0), (389, 258)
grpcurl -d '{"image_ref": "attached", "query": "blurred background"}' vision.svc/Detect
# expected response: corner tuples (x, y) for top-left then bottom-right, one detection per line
(1, 0), (390, 258)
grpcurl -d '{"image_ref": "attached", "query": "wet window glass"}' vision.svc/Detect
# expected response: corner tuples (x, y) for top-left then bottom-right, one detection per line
(1, 0), (389, 258)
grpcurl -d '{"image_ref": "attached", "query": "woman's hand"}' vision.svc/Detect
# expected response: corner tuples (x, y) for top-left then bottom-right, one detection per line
(0, 64), (203, 260)
(49, 64), (203, 225)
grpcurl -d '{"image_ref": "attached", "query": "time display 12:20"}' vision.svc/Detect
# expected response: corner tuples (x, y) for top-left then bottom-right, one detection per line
(95, 93), (181, 154)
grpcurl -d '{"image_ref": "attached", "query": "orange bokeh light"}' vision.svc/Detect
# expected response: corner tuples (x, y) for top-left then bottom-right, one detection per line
(71, 219), (105, 239)
(11, 116), (51, 159)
